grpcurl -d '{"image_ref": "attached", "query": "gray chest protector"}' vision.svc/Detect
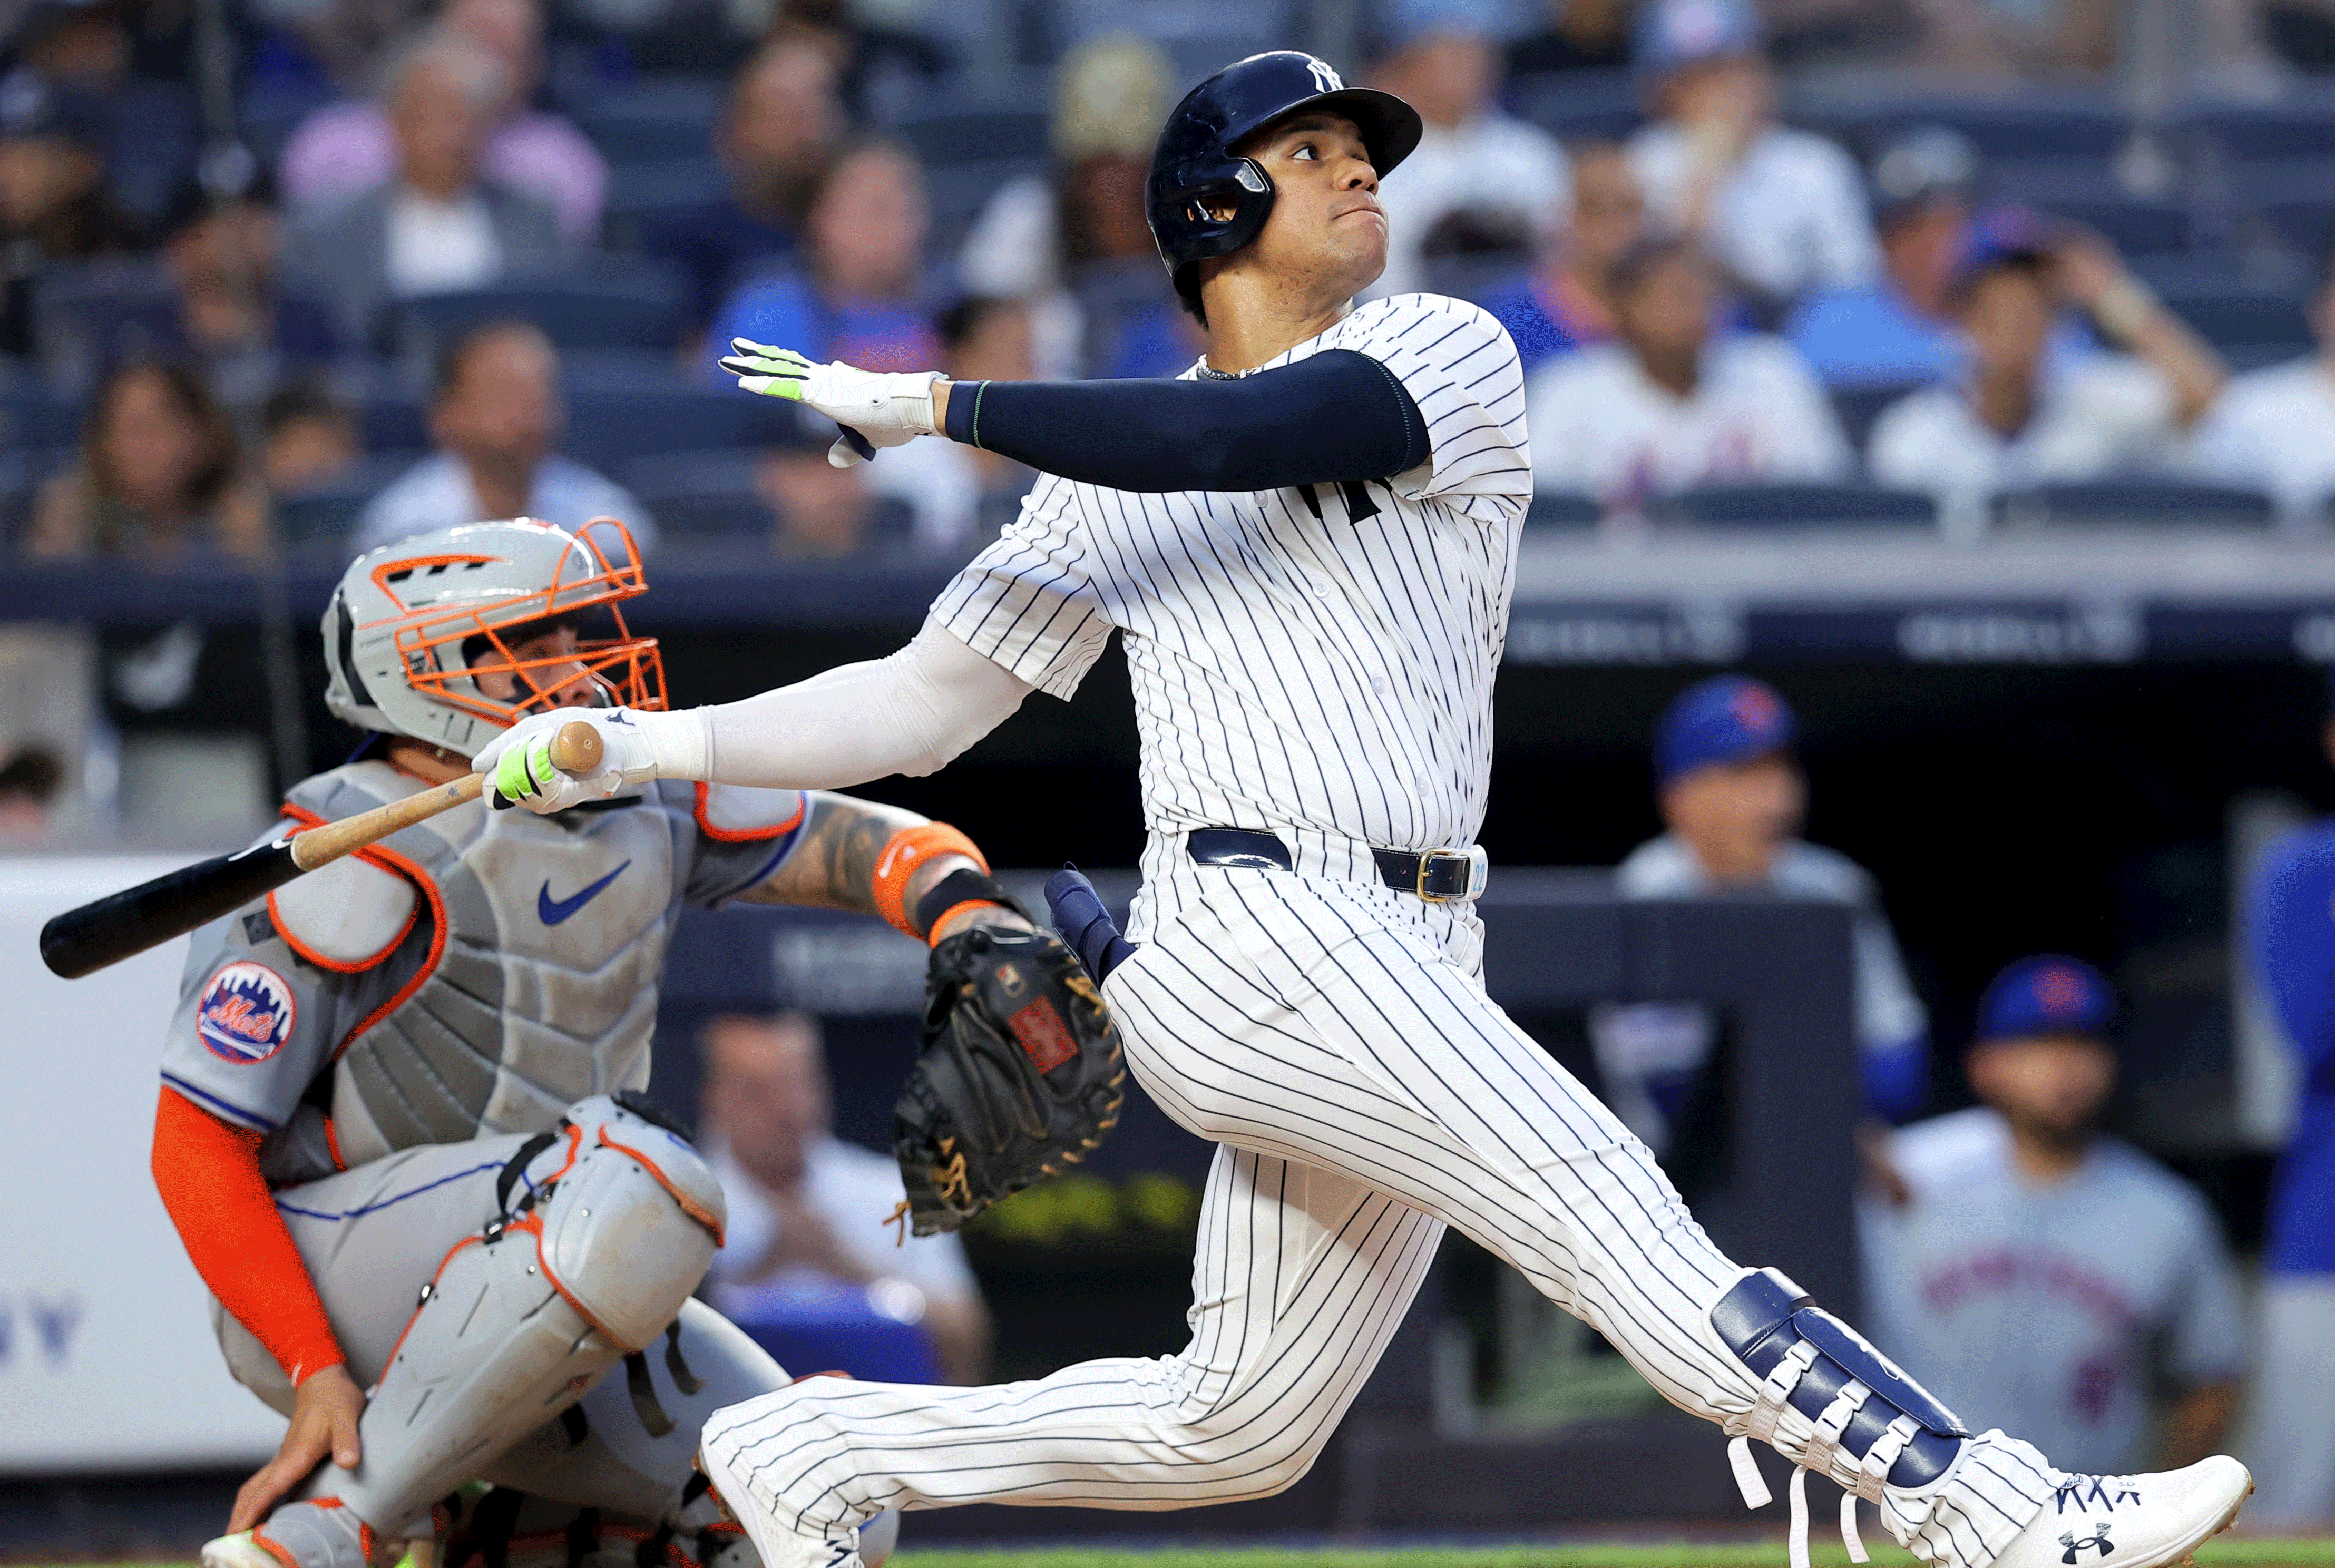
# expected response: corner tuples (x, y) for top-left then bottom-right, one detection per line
(291, 764), (693, 1168)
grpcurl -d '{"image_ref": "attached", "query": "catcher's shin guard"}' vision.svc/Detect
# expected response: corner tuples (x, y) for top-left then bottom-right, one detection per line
(1712, 1268), (1971, 1567)
(311, 1095), (727, 1536)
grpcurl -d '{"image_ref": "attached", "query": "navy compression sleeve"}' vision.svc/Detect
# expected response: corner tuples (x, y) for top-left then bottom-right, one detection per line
(942, 349), (1429, 494)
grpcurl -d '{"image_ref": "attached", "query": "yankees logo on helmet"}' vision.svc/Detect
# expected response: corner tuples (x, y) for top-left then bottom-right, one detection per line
(196, 961), (297, 1063)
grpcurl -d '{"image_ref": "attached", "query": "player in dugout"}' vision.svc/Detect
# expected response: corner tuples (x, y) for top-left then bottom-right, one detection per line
(157, 517), (1061, 1568)
(1595, 674), (1930, 1158)
(1860, 956), (2244, 1477)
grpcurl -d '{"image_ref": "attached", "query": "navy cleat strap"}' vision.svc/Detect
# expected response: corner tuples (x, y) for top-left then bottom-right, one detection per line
(1714, 1268), (1969, 1494)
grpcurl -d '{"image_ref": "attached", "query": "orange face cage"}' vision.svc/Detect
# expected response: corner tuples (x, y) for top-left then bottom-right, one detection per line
(387, 519), (667, 730)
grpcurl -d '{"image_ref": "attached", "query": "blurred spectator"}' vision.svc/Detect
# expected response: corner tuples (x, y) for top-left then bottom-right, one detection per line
(353, 320), (650, 554)
(1507, 0), (1636, 74)
(1475, 141), (1644, 376)
(1591, 675), (1929, 1154)
(0, 744), (63, 841)
(1787, 126), (1979, 389)
(700, 1012), (990, 1383)
(957, 35), (1171, 380)
(280, 30), (572, 344)
(65, 177), (346, 404)
(644, 37), (843, 334)
(1367, 0), (1570, 299)
(863, 296), (1038, 555)
(5, 0), (131, 87)
(0, 71), (134, 358)
(1867, 208), (2225, 530)
(1861, 956), (2244, 1475)
(1526, 238), (1850, 509)
(2239, 680), (2335, 1526)
(1627, 0), (1878, 313)
(2192, 237), (2335, 527)
(753, 409), (895, 561)
(27, 359), (269, 560)
(280, 0), (604, 241)
(708, 139), (937, 379)
(259, 381), (362, 494)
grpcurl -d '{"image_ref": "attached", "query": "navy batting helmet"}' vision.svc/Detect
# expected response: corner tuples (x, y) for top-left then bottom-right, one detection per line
(1146, 51), (1422, 322)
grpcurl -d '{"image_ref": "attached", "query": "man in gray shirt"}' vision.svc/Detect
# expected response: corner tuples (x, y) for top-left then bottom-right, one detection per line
(1596, 674), (1928, 1153)
(1862, 956), (2245, 1475)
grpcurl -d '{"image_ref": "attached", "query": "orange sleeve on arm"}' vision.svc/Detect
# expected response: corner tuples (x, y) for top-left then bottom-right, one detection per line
(152, 1086), (345, 1386)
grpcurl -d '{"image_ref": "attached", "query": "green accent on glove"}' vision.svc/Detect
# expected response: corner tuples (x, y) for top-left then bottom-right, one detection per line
(494, 738), (556, 802)
(721, 341), (815, 401)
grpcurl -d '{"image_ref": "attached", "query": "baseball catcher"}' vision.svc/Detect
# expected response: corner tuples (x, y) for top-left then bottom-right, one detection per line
(154, 517), (1117, 1568)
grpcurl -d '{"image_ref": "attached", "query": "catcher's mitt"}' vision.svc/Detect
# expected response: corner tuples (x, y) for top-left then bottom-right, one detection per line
(891, 895), (1126, 1237)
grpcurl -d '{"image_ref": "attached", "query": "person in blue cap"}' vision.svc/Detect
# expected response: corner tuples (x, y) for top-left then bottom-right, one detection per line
(1595, 674), (1927, 1154)
(1860, 956), (2245, 1477)
(2238, 673), (2335, 1527)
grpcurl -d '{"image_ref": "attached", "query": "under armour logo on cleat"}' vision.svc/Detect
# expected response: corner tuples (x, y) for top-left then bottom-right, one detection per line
(2060, 1526), (2114, 1564)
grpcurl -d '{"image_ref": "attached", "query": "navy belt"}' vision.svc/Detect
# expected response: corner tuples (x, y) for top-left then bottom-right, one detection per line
(1186, 828), (1486, 903)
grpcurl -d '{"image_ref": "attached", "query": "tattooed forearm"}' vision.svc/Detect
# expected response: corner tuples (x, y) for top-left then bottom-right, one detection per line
(740, 792), (922, 912)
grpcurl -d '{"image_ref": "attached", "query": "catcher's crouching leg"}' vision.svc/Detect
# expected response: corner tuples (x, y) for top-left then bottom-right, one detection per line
(290, 1094), (728, 1545)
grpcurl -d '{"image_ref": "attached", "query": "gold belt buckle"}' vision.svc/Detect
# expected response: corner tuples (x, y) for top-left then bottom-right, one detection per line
(1414, 847), (1487, 904)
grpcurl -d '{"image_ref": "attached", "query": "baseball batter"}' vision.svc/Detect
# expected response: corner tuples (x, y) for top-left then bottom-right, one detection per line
(482, 52), (2252, 1568)
(160, 518), (1020, 1568)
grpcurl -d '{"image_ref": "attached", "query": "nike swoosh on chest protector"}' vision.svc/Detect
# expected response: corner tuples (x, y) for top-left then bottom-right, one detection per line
(538, 861), (632, 925)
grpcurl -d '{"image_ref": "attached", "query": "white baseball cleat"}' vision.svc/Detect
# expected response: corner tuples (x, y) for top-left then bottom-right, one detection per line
(696, 1440), (863, 1568)
(1986, 1457), (2252, 1568)
(202, 1500), (382, 1568)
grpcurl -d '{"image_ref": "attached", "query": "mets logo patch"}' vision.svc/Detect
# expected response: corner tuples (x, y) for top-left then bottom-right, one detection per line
(197, 961), (297, 1064)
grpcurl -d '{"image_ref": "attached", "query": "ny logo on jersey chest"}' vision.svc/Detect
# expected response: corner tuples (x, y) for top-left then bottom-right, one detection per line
(1296, 481), (1381, 525)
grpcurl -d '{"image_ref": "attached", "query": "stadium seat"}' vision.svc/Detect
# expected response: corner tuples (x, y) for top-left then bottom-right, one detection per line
(1798, 95), (2129, 160)
(271, 454), (428, 551)
(2176, 97), (2335, 164)
(378, 263), (690, 360)
(573, 76), (724, 166)
(1648, 483), (1937, 527)
(2155, 285), (2313, 367)
(1526, 491), (1602, 527)
(28, 259), (174, 393)
(1830, 383), (1922, 454)
(891, 107), (1050, 171)
(1991, 479), (2275, 528)
(1509, 68), (1642, 144)
(601, 159), (735, 250)
(2028, 196), (2191, 256)
(239, 80), (341, 170)
(106, 82), (200, 229)
(564, 384), (800, 469)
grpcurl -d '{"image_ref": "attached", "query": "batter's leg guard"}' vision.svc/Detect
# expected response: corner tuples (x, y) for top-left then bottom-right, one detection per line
(305, 1094), (728, 1543)
(1711, 1268), (1972, 1568)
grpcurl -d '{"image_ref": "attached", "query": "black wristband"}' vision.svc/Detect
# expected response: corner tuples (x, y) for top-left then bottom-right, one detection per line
(914, 867), (1028, 939)
(944, 379), (990, 447)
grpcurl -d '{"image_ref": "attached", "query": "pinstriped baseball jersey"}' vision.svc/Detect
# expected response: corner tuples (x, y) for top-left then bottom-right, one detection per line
(934, 293), (1528, 924)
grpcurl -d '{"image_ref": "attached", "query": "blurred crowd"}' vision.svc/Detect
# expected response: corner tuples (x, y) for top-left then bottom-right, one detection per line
(13, 0), (2335, 562)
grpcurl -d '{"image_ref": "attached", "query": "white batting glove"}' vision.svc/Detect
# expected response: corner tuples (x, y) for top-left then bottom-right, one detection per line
(473, 709), (661, 814)
(719, 340), (941, 469)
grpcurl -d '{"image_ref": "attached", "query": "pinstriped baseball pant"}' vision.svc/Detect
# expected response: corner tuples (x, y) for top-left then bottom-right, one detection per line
(700, 863), (2055, 1567)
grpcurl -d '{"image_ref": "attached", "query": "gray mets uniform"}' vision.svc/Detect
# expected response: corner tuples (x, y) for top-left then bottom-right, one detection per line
(160, 757), (811, 1544)
(1860, 1108), (2245, 1475)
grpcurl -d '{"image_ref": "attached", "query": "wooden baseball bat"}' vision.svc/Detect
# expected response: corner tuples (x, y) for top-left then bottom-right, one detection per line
(38, 721), (604, 980)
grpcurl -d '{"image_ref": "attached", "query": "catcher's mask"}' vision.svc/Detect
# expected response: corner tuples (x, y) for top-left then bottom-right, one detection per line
(323, 517), (664, 757)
